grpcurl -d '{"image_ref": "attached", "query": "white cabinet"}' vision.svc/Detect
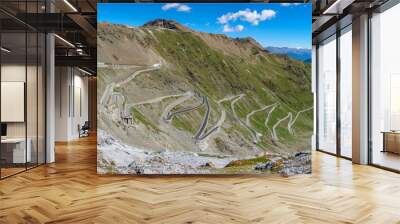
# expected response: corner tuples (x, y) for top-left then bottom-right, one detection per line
(1, 138), (32, 163)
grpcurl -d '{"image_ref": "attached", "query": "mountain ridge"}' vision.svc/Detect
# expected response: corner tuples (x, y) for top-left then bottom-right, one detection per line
(98, 20), (268, 57)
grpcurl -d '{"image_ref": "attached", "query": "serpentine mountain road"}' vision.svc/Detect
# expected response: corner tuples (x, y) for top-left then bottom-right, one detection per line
(165, 96), (206, 121)
(272, 112), (292, 141)
(288, 107), (313, 134)
(193, 97), (211, 140)
(161, 91), (195, 122)
(195, 96), (235, 142)
(230, 94), (260, 143)
(264, 103), (279, 138)
(99, 63), (162, 115)
(245, 103), (278, 127)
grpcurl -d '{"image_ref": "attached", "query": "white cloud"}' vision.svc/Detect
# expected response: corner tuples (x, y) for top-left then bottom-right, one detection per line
(162, 3), (178, 11)
(217, 9), (276, 26)
(280, 3), (302, 6)
(223, 24), (245, 33)
(235, 25), (245, 32)
(177, 4), (191, 12)
(223, 24), (234, 32)
(162, 3), (191, 12)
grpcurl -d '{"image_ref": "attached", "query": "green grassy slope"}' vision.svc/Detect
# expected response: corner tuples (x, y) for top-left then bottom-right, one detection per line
(145, 28), (313, 152)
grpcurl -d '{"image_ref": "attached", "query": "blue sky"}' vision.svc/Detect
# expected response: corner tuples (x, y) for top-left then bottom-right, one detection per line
(98, 3), (311, 49)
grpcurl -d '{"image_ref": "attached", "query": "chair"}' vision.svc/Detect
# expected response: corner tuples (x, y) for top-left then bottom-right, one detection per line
(79, 121), (90, 138)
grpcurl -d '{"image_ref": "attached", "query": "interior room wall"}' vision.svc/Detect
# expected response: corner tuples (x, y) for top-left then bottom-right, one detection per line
(77, 72), (89, 136)
(55, 67), (89, 141)
(1, 64), (28, 138)
(1, 63), (44, 165)
(55, 66), (69, 141)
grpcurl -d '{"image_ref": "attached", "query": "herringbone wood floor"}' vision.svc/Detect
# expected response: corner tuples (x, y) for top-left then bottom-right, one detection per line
(1, 135), (400, 224)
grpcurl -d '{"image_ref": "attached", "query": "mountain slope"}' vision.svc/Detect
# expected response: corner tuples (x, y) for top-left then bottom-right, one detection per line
(97, 20), (313, 174)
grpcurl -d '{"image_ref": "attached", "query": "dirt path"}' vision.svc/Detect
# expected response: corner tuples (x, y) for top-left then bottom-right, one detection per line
(264, 103), (279, 138)
(272, 112), (293, 141)
(217, 95), (243, 104)
(127, 93), (185, 107)
(100, 83), (115, 107)
(288, 107), (313, 134)
(97, 62), (141, 69)
(269, 106), (313, 140)
(245, 103), (278, 127)
(100, 63), (162, 115)
(230, 94), (260, 143)
(116, 63), (161, 86)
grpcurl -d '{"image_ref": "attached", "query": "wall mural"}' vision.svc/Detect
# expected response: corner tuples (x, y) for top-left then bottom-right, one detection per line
(97, 3), (313, 175)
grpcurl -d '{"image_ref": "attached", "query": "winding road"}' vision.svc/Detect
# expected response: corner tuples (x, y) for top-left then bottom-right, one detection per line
(166, 96), (206, 121)
(264, 103), (279, 138)
(230, 94), (260, 144)
(272, 112), (293, 141)
(288, 106), (313, 134)
(217, 95), (243, 104)
(270, 106), (314, 140)
(193, 97), (211, 140)
(100, 62), (313, 145)
(117, 63), (161, 86)
(100, 83), (115, 107)
(100, 63), (162, 116)
(127, 93), (186, 107)
(245, 103), (278, 127)
(196, 109), (226, 141)
(195, 96), (234, 141)
(161, 91), (195, 122)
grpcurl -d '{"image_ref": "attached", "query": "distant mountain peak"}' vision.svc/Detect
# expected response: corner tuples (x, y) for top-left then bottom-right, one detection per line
(267, 46), (310, 51)
(143, 19), (186, 31)
(266, 46), (311, 63)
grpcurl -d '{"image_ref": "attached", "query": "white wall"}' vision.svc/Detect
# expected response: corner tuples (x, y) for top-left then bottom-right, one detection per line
(1, 65), (26, 141)
(1, 65), (36, 138)
(79, 73), (89, 134)
(55, 67), (89, 141)
(55, 66), (69, 141)
(1, 63), (46, 164)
